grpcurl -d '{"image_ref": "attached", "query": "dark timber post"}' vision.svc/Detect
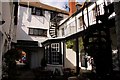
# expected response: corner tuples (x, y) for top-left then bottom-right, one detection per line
(76, 37), (79, 75)
(63, 41), (66, 67)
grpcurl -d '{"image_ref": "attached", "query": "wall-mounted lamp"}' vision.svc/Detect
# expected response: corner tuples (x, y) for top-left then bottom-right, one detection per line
(0, 20), (5, 25)
(7, 35), (11, 42)
(0, 12), (5, 25)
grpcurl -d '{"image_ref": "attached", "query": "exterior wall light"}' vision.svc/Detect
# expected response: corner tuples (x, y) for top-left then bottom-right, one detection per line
(0, 20), (5, 25)
(7, 35), (11, 42)
(0, 12), (5, 25)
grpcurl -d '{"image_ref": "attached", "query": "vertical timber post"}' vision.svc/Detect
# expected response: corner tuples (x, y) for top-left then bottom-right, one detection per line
(114, 2), (120, 71)
(76, 37), (79, 75)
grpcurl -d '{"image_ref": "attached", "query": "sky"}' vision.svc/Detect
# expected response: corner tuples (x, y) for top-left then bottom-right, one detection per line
(39, 0), (85, 11)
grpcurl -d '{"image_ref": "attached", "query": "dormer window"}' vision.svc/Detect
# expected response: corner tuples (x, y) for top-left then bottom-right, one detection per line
(32, 7), (36, 14)
(31, 7), (45, 16)
(50, 12), (58, 21)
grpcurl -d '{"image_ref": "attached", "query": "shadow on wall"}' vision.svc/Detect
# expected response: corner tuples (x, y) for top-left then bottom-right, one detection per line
(65, 49), (76, 71)
(16, 25), (33, 40)
(65, 58), (75, 70)
(17, 6), (34, 41)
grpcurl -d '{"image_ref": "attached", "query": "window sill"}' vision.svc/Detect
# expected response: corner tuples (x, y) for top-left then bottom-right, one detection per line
(29, 34), (47, 37)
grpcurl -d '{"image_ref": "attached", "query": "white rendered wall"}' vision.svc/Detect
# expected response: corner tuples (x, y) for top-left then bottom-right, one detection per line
(65, 48), (76, 69)
(59, 0), (112, 37)
(0, 3), (2, 80)
(59, 0), (115, 70)
(16, 6), (51, 47)
(0, 2), (14, 79)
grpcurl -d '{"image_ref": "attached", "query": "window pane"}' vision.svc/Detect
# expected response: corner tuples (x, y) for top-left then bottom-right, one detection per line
(32, 7), (36, 15)
(34, 29), (38, 35)
(79, 17), (83, 28)
(36, 9), (40, 16)
(38, 29), (43, 35)
(29, 28), (33, 35)
(43, 30), (47, 36)
(40, 10), (45, 16)
(29, 28), (47, 36)
(92, 7), (96, 21)
(51, 43), (61, 64)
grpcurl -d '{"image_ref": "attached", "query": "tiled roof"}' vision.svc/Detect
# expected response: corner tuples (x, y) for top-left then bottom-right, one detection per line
(19, 0), (69, 15)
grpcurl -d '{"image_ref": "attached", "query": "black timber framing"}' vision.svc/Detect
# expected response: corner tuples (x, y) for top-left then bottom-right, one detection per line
(59, 2), (93, 27)
(42, 17), (115, 74)
(63, 41), (66, 67)
(13, 2), (18, 25)
(75, 37), (79, 75)
(49, 43), (52, 64)
(59, 42), (62, 64)
(42, 40), (63, 65)
(65, 17), (115, 41)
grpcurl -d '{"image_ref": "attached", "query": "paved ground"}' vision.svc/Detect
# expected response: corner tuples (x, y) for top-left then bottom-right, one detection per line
(5, 67), (120, 80)
(15, 70), (120, 80)
(16, 69), (35, 80)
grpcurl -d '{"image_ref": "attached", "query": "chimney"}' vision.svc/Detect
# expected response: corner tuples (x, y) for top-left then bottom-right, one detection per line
(69, 0), (76, 16)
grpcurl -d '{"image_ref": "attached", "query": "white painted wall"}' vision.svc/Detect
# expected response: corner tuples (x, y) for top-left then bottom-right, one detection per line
(65, 48), (76, 69)
(59, 0), (114, 37)
(0, 5), (2, 79)
(2, 3), (11, 35)
(1, 2), (15, 52)
(64, 47), (92, 71)
(17, 6), (51, 68)
(0, 2), (15, 79)
(59, 0), (114, 70)
(16, 6), (51, 47)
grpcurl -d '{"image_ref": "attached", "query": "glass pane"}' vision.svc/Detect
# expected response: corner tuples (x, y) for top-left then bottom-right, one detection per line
(34, 29), (38, 35)
(38, 29), (43, 35)
(29, 28), (33, 35)
(36, 9), (40, 16)
(32, 7), (36, 14)
(43, 30), (47, 36)
(79, 17), (83, 28)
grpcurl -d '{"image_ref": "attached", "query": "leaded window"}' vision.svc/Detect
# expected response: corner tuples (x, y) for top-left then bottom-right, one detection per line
(31, 7), (45, 16)
(29, 28), (47, 37)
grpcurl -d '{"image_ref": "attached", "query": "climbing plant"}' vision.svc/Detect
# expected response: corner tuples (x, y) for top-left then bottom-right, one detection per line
(3, 49), (21, 80)
(66, 39), (75, 49)
(66, 37), (84, 52)
(79, 37), (84, 51)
